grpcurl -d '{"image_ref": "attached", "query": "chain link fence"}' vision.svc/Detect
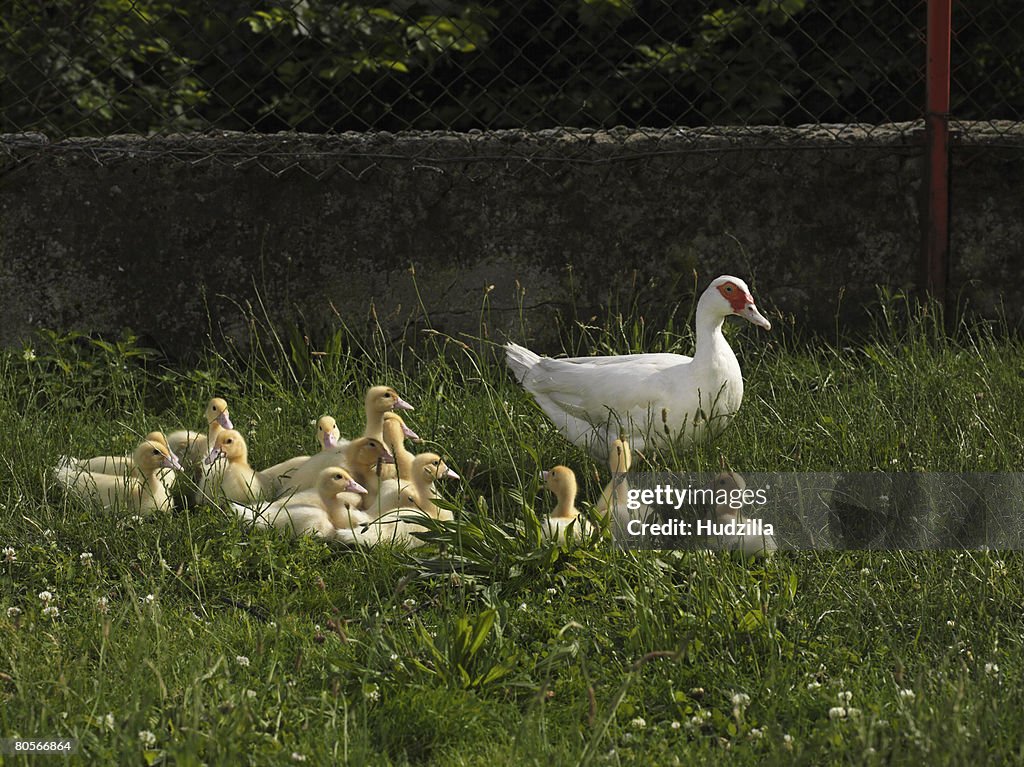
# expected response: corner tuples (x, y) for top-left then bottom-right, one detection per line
(1, 1), (1022, 173)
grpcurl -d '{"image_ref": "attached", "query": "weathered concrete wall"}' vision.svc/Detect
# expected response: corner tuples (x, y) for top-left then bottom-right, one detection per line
(1, 123), (1021, 359)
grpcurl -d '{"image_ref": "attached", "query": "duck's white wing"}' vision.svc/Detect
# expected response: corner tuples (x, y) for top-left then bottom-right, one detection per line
(522, 354), (690, 447)
(233, 498), (337, 538)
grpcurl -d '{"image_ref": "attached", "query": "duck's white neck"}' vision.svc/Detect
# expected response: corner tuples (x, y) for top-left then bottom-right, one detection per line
(692, 295), (731, 362)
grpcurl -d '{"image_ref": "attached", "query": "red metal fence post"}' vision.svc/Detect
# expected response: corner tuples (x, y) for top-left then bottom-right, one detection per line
(924, 0), (952, 304)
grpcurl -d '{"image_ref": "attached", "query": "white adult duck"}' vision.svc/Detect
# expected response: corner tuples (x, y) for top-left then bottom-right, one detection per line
(505, 276), (771, 458)
(166, 397), (233, 468)
(233, 467), (369, 538)
(540, 465), (592, 543)
(55, 434), (183, 514)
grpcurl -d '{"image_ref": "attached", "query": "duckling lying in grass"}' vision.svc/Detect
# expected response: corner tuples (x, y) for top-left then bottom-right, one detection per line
(197, 430), (275, 505)
(335, 453), (461, 548)
(233, 467), (368, 538)
(167, 397), (233, 470)
(261, 415), (345, 493)
(278, 436), (394, 495)
(369, 452), (460, 519)
(55, 433), (182, 514)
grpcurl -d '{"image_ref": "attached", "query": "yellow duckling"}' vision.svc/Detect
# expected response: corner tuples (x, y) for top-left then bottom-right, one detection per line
(166, 397), (233, 469)
(362, 385), (414, 443)
(233, 467), (369, 538)
(261, 415), (346, 491)
(541, 465), (592, 543)
(196, 429), (274, 505)
(55, 434), (182, 514)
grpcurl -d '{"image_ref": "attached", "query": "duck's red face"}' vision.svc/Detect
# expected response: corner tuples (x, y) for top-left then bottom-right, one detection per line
(716, 280), (771, 330)
(716, 281), (754, 312)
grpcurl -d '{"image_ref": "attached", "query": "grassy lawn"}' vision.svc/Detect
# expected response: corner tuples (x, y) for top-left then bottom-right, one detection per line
(1, 298), (1023, 765)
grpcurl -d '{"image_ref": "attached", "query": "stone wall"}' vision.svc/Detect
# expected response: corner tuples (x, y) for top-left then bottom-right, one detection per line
(1, 123), (1021, 359)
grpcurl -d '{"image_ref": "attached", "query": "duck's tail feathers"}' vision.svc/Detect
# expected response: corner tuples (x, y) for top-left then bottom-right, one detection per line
(505, 342), (541, 383)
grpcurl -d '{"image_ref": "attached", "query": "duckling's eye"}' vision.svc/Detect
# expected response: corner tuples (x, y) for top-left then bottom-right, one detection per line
(334, 474), (342, 480)
(432, 460), (440, 466)
(152, 449), (161, 456)
(383, 392), (392, 398)
(226, 439), (234, 444)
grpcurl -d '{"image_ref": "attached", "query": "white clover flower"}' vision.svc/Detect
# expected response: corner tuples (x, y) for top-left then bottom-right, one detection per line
(80, 552), (93, 564)
(630, 716), (646, 729)
(291, 754), (307, 763)
(245, 689), (257, 699)
(389, 653), (399, 662)
(947, 620), (956, 628)
(235, 655), (250, 668)
(547, 587), (558, 595)
(2, 547), (15, 563)
(899, 689), (915, 701)
(42, 605), (60, 618)
(670, 720), (681, 730)
(143, 594), (155, 605)
(837, 690), (853, 704)
(847, 707), (862, 719)
(22, 348), (37, 362)
(103, 713), (115, 729)
(828, 707), (847, 720)
(138, 730), (156, 747)
(364, 687), (380, 702)
(860, 568), (870, 576)
(749, 727), (763, 739)
(7, 606), (22, 619)
(519, 603), (528, 611)
(731, 692), (751, 708)
(38, 590), (53, 603)
(984, 662), (999, 676)
(96, 596), (109, 613)
(402, 598), (416, 608)
(993, 560), (1007, 575)
(806, 681), (822, 691)
(783, 733), (794, 750)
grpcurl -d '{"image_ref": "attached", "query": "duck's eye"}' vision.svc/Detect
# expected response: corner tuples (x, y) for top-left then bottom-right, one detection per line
(432, 460), (439, 466)
(152, 449), (161, 456)
(226, 439), (234, 445)
(334, 474), (342, 480)
(383, 392), (393, 398)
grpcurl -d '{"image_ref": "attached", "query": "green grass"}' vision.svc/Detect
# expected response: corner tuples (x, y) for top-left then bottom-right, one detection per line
(1, 297), (1024, 765)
